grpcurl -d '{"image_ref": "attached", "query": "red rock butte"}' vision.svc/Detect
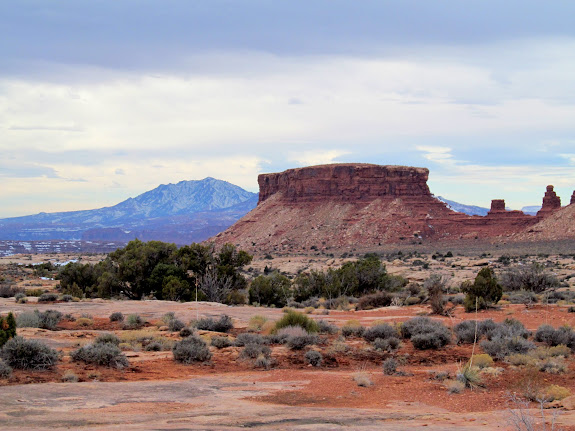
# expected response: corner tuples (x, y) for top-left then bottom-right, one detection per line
(213, 163), (570, 252)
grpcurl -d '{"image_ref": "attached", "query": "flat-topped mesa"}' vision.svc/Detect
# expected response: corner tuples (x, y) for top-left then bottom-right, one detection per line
(537, 185), (562, 217)
(257, 164), (431, 204)
(489, 199), (506, 213)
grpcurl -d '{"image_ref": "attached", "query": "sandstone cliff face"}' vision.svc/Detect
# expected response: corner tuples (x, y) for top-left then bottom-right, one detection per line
(213, 164), (563, 253)
(258, 164), (431, 204)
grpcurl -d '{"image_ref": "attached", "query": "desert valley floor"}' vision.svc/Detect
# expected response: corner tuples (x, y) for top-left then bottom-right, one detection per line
(2, 249), (575, 430)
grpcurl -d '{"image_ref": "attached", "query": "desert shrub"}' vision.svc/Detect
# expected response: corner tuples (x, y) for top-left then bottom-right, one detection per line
(373, 336), (401, 352)
(172, 336), (211, 363)
(26, 288), (45, 297)
(94, 333), (121, 346)
(534, 324), (575, 348)
(545, 344), (571, 358)
(304, 350), (322, 367)
(16, 311), (40, 328)
(477, 319), (498, 339)
(123, 314), (144, 329)
(168, 318), (185, 332)
(425, 274), (448, 315)
(357, 291), (393, 310)
(481, 336), (536, 360)
(161, 312), (176, 324)
(500, 263), (559, 293)
(14, 292), (27, 303)
(341, 323), (365, 338)
(382, 358), (397, 375)
(537, 356), (566, 374)
(363, 324), (398, 342)
(274, 310), (319, 333)
(0, 284), (23, 298)
(454, 320), (479, 344)
(353, 371), (373, 387)
(505, 353), (536, 366)
(470, 353), (493, 369)
(456, 364), (482, 389)
(543, 290), (575, 304)
(488, 319), (530, 340)
(76, 317), (93, 327)
(568, 306), (575, 313)
(542, 384), (571, 402)
(287, 334), (319, 350)
(0, 359), (13, 378)
(71, 343), (129, 369)
(450, 294), (465, 305)
(401, 317), (451, 349)
(179, 327), (194, 337)
(194, 315), (233, 333)
(235, 333), (265, 346)
(38, 292), (59, 302)
(109, 312), (124, 322)
(60, 294), (74, 302)
(240, 343), (271, 359)
(144, 341), (163, 351)
(36, 309), (62, 330)
(277, 325), (308, 338)
(254, 354), (271, 369)
(447, 380), (466, 394)
(0, 336), (59, 370)
(211, 336), (233, 349)
(508, 290), (538, 305)
(316, 319), (338, 334)
(461, 267), (502, 312)
(248, 315), (268, 332)
(61, 370), (79, 382)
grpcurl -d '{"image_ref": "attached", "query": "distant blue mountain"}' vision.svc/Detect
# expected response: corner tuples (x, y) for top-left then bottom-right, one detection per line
(437, 196), (490, 216)
(0, 178), (258, 245)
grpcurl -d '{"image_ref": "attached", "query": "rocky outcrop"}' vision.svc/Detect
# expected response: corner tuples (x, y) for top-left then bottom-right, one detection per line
(571, 191), (575, 206)
(258, 164), (431, 204)
(537, 185), (561, 217)
(213, 164), (568, 253)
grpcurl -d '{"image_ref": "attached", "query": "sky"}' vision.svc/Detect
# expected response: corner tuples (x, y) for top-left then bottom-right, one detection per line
(1, 1), (575, 218)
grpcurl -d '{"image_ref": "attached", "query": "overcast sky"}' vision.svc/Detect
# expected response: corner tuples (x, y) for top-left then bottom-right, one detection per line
(1, 1), (575, 217)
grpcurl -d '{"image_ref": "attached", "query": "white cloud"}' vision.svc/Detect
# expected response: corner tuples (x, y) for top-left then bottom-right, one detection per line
(416, 146), (454, 163)
(288, 150), (350, 167)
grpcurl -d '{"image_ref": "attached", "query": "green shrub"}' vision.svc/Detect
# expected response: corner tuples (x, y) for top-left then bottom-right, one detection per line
(0, 358), (13, 378)
(461, 267), (502, 312)
(274, 310), (319, 334)
(94, 333), (121, 346)
(469, 353), (493, 369)
(500, 263), (559, 293)
(123, 314), (144, 329)
(71, 343), (129, 369)
(194, 315), (233, 333)
(172, 336), (211, 363)
(249, 271), (292, 307)
(109, 312), (124, 322)
(211, 336), (233, 349)
(0, 312), (17, 347)
(0, 336), (59, 370)
(305, 350), (323, 367)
